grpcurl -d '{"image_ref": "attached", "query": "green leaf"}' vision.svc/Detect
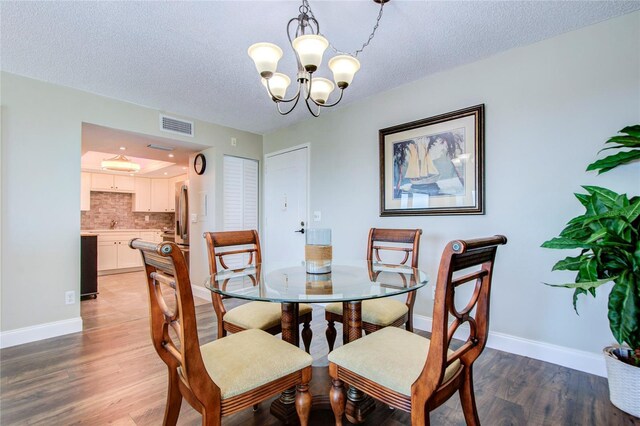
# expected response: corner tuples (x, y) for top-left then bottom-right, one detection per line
(583, 186), (620, 207)
(608, 273), (640, 349)
(574, 193), (591, 208)
(541, 237), (591, 250)
(620, 125), (640, 138)
(552, 255), (589, 271)
(586, 150), (640, 174)
(585, 228), (609, 244)
(624, 199), (640, 223)
(602, 135), (640, 148)
(544, 277), (613, 290)
(545, 278), (613, 314)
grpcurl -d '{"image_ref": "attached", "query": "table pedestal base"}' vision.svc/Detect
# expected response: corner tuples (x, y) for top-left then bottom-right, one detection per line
(345, 387), (376, 424)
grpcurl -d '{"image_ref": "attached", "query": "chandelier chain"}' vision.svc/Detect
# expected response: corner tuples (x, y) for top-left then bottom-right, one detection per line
(303, 0), (385, 58)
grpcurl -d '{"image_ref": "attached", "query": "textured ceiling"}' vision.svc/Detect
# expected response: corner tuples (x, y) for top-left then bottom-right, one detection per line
(2, 1), (639, 135)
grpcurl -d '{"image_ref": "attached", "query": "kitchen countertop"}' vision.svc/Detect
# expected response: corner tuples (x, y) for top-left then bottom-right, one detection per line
(81, 228), (164, 234)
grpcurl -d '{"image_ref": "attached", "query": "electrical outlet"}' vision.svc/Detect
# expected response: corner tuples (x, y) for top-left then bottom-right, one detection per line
(65, 291), (76, 305)
(231, 137), (237, 146)
(144, 215), (150, 222)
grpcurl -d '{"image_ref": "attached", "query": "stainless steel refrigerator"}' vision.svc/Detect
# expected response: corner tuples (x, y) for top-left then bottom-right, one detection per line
(175, 181), (189, 247)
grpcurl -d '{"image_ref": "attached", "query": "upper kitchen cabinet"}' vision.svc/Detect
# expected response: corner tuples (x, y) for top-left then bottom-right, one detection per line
(81, 172), (91, 211)
(151, 179), (170, 212)
(133, 177), (151, 212)
(90, 173), (134, 192)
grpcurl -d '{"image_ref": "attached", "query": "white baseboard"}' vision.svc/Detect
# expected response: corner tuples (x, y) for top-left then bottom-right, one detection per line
(0, 317), (83, 349)
(191, 284), (211, 301)
(413, 314), (606, 377)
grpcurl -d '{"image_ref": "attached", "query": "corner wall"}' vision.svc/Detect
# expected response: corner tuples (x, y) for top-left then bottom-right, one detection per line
(264, 13), (640, 371)
(0, 73), (262, 345)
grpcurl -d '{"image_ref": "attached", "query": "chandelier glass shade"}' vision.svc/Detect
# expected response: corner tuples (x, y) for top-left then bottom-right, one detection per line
(101, 154), (141, 172)
(248, 0), (385, 117)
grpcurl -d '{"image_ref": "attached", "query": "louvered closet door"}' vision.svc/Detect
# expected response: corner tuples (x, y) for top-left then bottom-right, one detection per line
(223, 156), (259, 268)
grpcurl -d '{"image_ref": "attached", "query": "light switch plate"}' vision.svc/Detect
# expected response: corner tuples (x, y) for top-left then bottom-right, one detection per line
(191, 213), (198, 223)
(313, 211), (321, 222)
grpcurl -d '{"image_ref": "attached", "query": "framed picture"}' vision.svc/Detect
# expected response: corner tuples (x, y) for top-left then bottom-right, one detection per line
(379, 104), (485, 216)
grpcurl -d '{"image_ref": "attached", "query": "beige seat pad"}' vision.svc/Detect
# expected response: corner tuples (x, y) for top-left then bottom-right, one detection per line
(328, 327), (461, 396)
(201, 329), (313, 399)
(325, 298), (408, 326)
(224, 301), (313, 330)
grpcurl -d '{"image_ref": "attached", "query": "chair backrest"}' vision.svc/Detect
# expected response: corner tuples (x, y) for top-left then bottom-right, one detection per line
(130, 239), (220, 403)
(367, 228), (422, 268)
(203, 230), (262, 275)
(413, 235), (507, 397)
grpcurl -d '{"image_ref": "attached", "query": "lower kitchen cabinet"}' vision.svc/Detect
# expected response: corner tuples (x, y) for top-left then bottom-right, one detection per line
(97, 240), (119, 271)
(97, 232), (144, 272)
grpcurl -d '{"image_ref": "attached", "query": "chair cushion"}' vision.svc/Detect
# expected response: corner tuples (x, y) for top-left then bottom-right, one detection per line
(325, 298), (409, 326)
(224, 301), (313, 330)
(328, 327), (461, 397)
(201, 329), (313, 399)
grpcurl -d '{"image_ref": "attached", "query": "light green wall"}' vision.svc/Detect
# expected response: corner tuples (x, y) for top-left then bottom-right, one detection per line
(264, 12), (640, 354)
(0, 72), (262, 332)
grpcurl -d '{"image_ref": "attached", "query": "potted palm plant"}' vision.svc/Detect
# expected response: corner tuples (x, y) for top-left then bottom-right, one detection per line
(542, 125), (640, 418)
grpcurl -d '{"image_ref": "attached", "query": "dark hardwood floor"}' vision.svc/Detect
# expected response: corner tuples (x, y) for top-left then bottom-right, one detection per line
(1, 271), (638, 425)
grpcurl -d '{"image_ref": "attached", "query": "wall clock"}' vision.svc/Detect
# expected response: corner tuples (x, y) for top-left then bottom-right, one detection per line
(194, 153), (206, 175)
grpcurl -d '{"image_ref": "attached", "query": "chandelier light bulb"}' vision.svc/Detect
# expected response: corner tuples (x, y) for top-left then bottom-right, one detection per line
(328, 55), (361, 89)
(309, 78), (335, 104)
(292, 34), (329, 73)
(262, 73), (292, 100)
(248, 42), (283, 79)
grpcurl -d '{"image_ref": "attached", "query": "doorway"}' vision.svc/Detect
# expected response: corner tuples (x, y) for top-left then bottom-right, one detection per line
(264, 145), (309, 264)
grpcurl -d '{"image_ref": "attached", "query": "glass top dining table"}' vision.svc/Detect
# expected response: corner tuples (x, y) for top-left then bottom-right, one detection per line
(203, 261), (429, 422)
(203, 260), (429, 304)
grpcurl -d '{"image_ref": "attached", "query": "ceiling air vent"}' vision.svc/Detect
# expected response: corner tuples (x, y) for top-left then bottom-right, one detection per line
(160, 114), (194, 137)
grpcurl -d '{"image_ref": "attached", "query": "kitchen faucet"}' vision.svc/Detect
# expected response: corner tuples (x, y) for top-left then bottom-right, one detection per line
(110, 219), (118, 229)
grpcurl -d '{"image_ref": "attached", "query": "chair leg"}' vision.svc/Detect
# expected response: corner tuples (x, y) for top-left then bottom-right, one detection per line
(295, 383), (312, 426)
(163, 369), (182, 426)
(410, 400), (429, 426)
(326, 320), (337, 352)
(459, 367), (481, 426)
(330, 379), (346, 426)
(217, 319), (227, 339)
(406, 311), (414, 332)
(302, 321), (312, 354)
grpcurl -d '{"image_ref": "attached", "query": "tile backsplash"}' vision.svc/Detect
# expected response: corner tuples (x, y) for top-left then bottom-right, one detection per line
(81, 191), (174, 230)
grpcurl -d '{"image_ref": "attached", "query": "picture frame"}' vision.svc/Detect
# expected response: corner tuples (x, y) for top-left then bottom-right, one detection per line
(379, 104), (485, 216)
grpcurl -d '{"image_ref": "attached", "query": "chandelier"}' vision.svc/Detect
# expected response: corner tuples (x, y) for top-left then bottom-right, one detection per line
(247, 0), (389, 117)
(101, 154), (140, 173)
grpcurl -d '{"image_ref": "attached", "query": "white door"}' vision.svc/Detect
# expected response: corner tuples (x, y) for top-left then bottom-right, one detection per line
(265, 146), (308, 264)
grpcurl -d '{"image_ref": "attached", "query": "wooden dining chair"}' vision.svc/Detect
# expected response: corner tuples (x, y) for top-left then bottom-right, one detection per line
(328, 235), (507, 426)
(204, 230), (313, 352)
(130, 239), (313, 426)
(325, 228), (422, 351)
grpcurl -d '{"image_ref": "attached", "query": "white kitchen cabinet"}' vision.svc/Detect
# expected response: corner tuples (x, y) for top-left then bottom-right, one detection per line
(81, 172), (91, 211)
(140, 231), (163, 242)
(116, 241), (142, 268)
(167, 175), (187, 213)
(90, 173), (134, 193)
(113, 175), (135, 192)
(151, 179), (170, 212)
(133, 178), (151, 212)
(91, 173), (115, 191)
(97, 232), (144, 271)
(97, 240), (118, 271)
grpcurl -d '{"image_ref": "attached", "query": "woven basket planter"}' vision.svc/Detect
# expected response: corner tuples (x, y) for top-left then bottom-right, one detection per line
(604, 346), (640, 418)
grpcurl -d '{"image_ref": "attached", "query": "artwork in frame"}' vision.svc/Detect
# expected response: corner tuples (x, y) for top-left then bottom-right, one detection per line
(379, 104), (485, 216)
